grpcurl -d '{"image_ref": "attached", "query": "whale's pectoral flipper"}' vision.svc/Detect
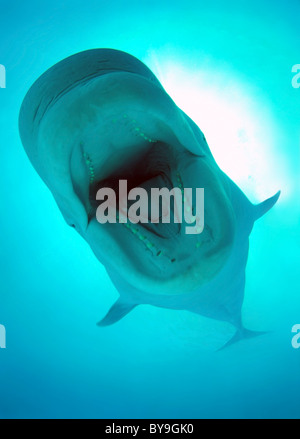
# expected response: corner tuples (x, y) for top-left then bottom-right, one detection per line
(97, 298), (137, 326)
(254, 191), (281, 221)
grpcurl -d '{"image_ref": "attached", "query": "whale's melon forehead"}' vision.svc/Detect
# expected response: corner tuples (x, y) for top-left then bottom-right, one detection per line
(37, 71), (175, 142)
(19, 48), (163, 158)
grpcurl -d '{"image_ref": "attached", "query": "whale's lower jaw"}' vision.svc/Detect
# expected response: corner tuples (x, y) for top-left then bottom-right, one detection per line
(78, 121), (234, 296)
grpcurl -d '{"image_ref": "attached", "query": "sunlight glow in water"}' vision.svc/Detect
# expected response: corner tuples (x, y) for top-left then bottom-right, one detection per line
(148, 59), (290, 202)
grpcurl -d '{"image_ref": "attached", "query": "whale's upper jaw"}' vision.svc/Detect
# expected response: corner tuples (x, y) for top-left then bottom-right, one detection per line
(27, 70), (235, 297)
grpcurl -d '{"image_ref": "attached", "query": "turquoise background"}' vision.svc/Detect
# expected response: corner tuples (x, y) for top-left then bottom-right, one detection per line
(0, 0), (299, 419)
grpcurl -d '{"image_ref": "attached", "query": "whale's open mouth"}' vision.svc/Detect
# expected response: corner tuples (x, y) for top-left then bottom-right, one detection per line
(89, 141), (188, 239)
(69, 109), (234, 295)
(36, 71), (235, 295)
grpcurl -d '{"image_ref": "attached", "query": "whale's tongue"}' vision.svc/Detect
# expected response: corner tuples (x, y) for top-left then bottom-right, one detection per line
(127, 173), (182, 239)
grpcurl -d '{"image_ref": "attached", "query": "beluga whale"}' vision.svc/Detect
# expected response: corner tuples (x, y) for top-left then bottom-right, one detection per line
(19, 48), (280, 348)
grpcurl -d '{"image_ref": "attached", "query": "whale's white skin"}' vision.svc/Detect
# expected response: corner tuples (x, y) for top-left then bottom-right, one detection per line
(19, 49), (280, 347)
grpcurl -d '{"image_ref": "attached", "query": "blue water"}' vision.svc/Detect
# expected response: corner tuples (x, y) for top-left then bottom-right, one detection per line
(0, 0), (300, 419)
